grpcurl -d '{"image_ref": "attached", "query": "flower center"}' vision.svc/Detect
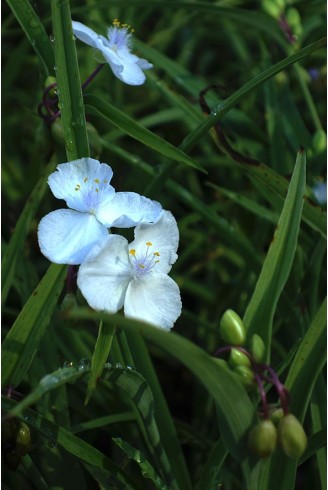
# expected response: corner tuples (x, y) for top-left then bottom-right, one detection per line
(74, 176), (111, 214)
(129, 242), (160, 278)
(108, 19), (134, 52)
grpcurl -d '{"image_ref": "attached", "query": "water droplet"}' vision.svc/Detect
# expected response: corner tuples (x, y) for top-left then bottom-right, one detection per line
(31, 39), (36, 46)
(104, 362), (112, 369)
(24, 416), (35, 425)
(39, 374), (59, 388)
(126, 365), (135, 371)
(50, 34), (55, 43)
(115, 363), (123, 369)
(78, 358), (90, 372)
(63, 361), (74, 368)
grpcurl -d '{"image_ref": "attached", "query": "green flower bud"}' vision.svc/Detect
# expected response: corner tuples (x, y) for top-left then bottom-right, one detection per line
(278, 414), (307, 458)
(312, 129), (327, 154)
(233, 365), (255, 389)
(262, 0), (281, 19)
(212, 357), (229, 370)
(50, 119), (65, 145)
(286, 7), (302, 36)
(250, 334), (265, 363)
(270, 408), (284, 426)
(15, 422), (31, 457)
(248, 419), (277, 458)
(220, 309), (246, 345)
(44, 76), (57, 97)
(229, 348), (251, 368)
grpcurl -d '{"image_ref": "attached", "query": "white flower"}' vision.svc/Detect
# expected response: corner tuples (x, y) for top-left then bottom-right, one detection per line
(72, 19), (153, 86)
(77, 211), (182, 330)
(38, 158), (162, 265)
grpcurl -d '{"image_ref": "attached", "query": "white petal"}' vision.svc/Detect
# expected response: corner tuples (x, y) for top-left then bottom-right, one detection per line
(101, 48), (146, 85)
(97, 192), (162, 228)
(137, 58), (153, 70)
(125, 274), (182, 330)
(130, 211), (179, 274)
(38, 209), (109, 265)
(72, 21), (102, 49)
(77, 235), (132, 312)
(48, 158), (115, 212)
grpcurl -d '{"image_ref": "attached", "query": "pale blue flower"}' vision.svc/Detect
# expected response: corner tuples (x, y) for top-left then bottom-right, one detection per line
(77, 211), (182, 330)
(38, 158), (162, 265)
(312, 181), (327, 206)
(72, 19), (153, 85)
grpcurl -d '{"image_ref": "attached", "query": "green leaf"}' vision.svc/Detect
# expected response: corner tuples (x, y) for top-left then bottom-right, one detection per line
(2, 161), (58, 306)
(113, 438), (170, 490)
(6, 0), (55, 75)
(85, 321), (116, 404)
(2, 396), (143, 490)
(51, 0), (89, 160)
(64, 309), (256, 464)
(1, 264), (67, 388)
(84, 94), (204, 171)
(243, 148), (306, 359)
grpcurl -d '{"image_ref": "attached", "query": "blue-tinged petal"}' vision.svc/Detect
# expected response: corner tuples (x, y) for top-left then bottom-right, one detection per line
(125, 274), (182, 330)
(48, 158), (115, 213)
(97, 192), (162, 228)
(101, 48), (147, 85)
(130, 211), (179, 274)
(72, 21), (103, 49)
(77, 235), (132, 312)
(38, 209), (109, 265)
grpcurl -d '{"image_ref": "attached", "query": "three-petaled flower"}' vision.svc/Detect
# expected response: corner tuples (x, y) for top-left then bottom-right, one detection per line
(38, 158), (162, 265)
(77, 211), (182, 330)
(72, 19), (153, 86)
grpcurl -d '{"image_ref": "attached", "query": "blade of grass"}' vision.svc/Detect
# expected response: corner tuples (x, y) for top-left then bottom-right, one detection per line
(1, 264), (67, 388)
(6, 0), (54, 75)
(242, 148), (306, 359)
(51, 0), (89, 160)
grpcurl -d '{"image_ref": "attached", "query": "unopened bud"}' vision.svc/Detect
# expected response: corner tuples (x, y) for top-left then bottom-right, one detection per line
(248, 419), (277, 458)
(229, 348), (251, 368)
(44, 76), (57, 97)
(233, 365), (255, 389)
(270, 408), (284, 426)
(250, 334), (265, 363)
(15, 422), (31, 457)
(220, 310), (246, 345)
(278, 414), (307, 458)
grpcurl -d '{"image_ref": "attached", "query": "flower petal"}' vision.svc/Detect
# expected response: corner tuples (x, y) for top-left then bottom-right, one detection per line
(72, 21), (102, 49)
(130, 211), (179, 274)
(48, 158), (115, 213)
(97, 192), (162, 228)
(77, 235), (132, 312)
(38, 209), (109, 265)
(125, 274), (182, 330)
(101, 48), (147, 85)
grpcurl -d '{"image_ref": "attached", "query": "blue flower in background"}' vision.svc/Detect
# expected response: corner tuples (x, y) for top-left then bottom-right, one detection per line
(312, 181), (327, 206)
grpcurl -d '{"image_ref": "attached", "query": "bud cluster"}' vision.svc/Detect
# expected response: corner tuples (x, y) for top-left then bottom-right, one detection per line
(215, 309), (307, 460)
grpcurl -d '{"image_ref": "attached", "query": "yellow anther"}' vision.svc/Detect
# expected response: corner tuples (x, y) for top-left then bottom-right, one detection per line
(138, 264), (145, 269)
(104, 179), (108, 183)
(129, 249), (136, 256)
(146, 242), (153, 246)
(94, 178), (100, 183)
(75, 187), (80, 191)
(154, 252), (160, 257)
(84, 177), (88, 182)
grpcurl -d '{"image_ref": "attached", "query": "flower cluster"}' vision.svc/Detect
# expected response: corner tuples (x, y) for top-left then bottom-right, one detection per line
(216, 309), (307, 459)
(38, 158), (182, 330)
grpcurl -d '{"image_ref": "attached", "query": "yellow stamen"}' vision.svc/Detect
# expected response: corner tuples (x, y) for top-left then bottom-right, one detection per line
(146, 242), (152, 246)
(84, 177), (88, 183)
(154, 252), (160, 257)
(94, 179), (100, 183)
(129, 249), (136, 256)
